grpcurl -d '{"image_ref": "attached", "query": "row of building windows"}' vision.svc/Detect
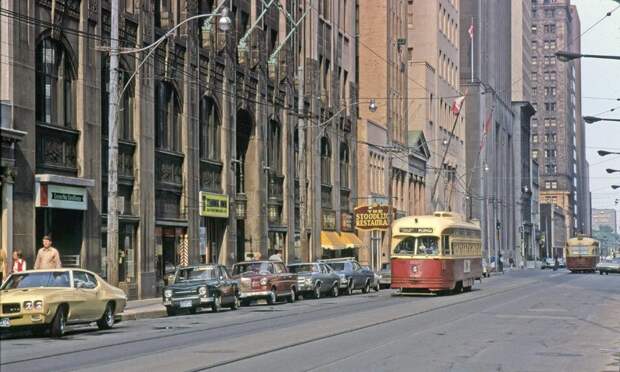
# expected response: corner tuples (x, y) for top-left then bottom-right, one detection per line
(369, 152), (386, 195)
(438, 3), (458, 48)
(531, 55), (556, 66)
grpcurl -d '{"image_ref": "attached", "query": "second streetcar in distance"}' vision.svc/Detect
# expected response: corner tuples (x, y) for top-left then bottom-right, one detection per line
(565, 236), (600, 273)
(390, 212), (483, 295)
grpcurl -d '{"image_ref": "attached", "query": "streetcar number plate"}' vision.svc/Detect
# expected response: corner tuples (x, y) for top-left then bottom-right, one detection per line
(180, 300), (193, 308)
(0, 318), (10, 328)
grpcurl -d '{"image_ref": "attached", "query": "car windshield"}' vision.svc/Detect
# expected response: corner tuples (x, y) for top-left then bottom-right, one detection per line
(327, 262), (346, 271)
(569, 246), (589, 255)
(177, 267), (217, 281)
(233, 262), (272, 275)
(288, 264), (318, 273)
(393, 236), (440, 255)
(1, 271), (71, 289)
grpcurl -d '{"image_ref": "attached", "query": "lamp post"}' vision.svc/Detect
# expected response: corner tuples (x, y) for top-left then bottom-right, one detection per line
(598, 150), (620, 157)
(606, 169), (620, 174)
(612, 185), (620, 190)
(555, 51), (620, 62)
(103, 4), (230, 285)
(584, 116), (620, 124)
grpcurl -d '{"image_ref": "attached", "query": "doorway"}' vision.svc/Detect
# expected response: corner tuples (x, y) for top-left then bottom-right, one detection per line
(36, 208), (83, 267)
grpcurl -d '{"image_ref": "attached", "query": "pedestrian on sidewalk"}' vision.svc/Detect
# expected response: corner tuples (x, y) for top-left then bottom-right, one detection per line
(34, 236), (62, 269)
(0, 247), (7, 283)
(269, 249), (283, 262)
(498, 254), (504, 274)
(12, 250), (27, 273)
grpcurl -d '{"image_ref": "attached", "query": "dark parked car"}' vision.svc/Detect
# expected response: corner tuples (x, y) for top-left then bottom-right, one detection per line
(597, 258), (620, 275)
(320, 258), (376, 295)
(232, 261), (297, 305)
(288, 262), (340, 299)
(162, 265), (240, 316)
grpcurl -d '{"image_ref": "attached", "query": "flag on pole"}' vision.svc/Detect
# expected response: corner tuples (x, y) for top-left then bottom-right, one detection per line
(479, 110), (493, 151)
(451, 96), (466, 115)
(468, 23), (474, 40)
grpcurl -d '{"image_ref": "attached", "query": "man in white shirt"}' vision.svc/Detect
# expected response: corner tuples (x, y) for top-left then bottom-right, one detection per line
(269, 249), (283, 262)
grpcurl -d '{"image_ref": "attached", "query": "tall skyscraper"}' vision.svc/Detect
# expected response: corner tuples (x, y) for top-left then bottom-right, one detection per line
(530, 0), (587, 239)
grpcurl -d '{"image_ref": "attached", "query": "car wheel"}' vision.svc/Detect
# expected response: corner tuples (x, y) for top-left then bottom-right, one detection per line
(241, 299), (251, 307)
(374, 283), (380, 292)
(97, 302), (115, 330)
(313, 284), (321, 299)
(287, 288), (296, 303)
(267, 288), (277, 305)
(362, 281), (370, 294)
(211, 294), (222, 313)
(166, 306), (177, 316)
(230, 294), (241, 310)
(345, 281), (353, 296)
(331, 284), (339, 297)
(50, 306), (66, 338)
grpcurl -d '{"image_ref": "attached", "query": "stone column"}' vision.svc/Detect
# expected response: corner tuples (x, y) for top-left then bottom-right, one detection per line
(1, 172), (14, 266)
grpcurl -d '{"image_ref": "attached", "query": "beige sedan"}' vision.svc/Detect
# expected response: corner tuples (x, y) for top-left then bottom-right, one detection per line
(0, 269), (127, 337)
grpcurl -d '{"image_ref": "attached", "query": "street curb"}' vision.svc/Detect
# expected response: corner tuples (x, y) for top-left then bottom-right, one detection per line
(120, 308), (167, 321)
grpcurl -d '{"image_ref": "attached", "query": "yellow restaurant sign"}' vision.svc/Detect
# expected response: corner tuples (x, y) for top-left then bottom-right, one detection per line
(354, 205), (391, 230)
(199, 192), (229, 218)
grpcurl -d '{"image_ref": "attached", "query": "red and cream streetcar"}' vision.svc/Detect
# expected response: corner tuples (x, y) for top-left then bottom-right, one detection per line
(565, 236), (599, 273)
(391, 212), (483, 294)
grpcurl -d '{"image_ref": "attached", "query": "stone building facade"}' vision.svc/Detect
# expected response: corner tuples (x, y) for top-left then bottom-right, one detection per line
(356, 0), (429, 270)
(1, 0), (360, 299)
(531, 0), (588, 239)
(460, 0), (518, 263)
(407, 0), (465, 215)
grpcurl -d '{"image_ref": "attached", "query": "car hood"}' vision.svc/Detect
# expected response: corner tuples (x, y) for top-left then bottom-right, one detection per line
(0, 287), (74, 302)
(233, 272), (271, 279)
(167, 279), (218, 290)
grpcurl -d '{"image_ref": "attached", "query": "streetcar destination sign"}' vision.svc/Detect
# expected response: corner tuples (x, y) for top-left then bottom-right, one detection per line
(354, 205), (391, 230)
(399, 227), (434, 234)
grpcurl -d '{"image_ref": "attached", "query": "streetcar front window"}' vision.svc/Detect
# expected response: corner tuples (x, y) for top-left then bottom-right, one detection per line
(393, 236), (440, 256)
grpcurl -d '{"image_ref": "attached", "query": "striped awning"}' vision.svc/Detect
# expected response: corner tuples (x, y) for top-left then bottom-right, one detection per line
(321, 231), (346, 250)
(340, 232), (363, 249)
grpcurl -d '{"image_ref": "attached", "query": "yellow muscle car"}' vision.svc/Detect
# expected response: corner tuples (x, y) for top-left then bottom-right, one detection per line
(0, 269), (127, 337)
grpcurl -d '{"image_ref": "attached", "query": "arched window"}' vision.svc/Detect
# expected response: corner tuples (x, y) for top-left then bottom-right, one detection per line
(199, 97), (220, 161)
(101, 58), (134, 140)
(155, 81), (181, 152)
(36, 38), (75, 127)
(267, 120), (281, 173)
(340, 142), (350, 189)
(320, 136), (331, 186)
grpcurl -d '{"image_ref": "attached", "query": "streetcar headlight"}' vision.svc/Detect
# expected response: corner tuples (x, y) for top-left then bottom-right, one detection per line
(23, 301), (33, 310)
(198, 286), (207, 296)
(260, 278), (269, 286)
(411, 265), (418, 273)
(164, 289), (173, 298)
(34, 300), (44, 311)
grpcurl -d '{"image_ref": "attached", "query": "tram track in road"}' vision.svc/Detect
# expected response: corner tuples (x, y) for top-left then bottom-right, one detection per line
(0, 291), (400, 367)
(190, 273), (576, 371)
(0, 272), (573, 371)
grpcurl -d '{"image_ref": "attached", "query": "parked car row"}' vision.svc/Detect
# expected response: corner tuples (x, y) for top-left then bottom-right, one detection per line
(162, 258), (381, 316)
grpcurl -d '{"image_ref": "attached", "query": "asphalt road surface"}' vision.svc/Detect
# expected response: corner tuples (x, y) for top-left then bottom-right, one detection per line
(1, 270), (619, 372)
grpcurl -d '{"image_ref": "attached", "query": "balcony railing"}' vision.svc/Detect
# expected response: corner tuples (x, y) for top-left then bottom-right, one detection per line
(36, 123), (79, 176)
(200, 159), (223, 193)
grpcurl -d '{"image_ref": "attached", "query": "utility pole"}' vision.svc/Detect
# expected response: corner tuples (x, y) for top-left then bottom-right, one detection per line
(106, 0), (120, 285)
(298, 64), (307, 262)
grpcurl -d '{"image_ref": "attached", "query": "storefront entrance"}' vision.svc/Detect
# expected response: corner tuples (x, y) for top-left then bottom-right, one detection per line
(155, 227), (186, 293)
(36, 208), (83, 267)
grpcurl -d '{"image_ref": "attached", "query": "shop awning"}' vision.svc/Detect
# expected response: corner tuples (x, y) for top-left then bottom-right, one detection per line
(340, 232), (363, 249)
(321, 231), (346, 250)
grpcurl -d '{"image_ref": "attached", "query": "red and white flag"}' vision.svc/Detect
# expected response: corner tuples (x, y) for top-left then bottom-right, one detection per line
(468, 23), (474, 40)
(479, 110), (493, 151)
(451, 95), (466, 115)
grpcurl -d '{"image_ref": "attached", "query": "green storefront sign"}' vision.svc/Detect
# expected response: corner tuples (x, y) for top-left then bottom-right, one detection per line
(199, 192), (229, 218)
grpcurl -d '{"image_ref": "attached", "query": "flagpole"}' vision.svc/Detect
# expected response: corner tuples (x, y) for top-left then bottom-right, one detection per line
(430, 110), (461, 209)
(470, 16), (474, 83)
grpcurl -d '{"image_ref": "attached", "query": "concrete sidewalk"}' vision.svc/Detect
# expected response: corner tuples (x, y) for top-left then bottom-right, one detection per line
(120, 298), (166, 321)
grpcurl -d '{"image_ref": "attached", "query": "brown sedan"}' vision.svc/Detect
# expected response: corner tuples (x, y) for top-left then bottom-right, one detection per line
(231, 261), (297, 306)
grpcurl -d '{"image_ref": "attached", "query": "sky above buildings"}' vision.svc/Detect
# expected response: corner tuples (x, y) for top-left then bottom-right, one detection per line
(570, 0), (620, 209)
